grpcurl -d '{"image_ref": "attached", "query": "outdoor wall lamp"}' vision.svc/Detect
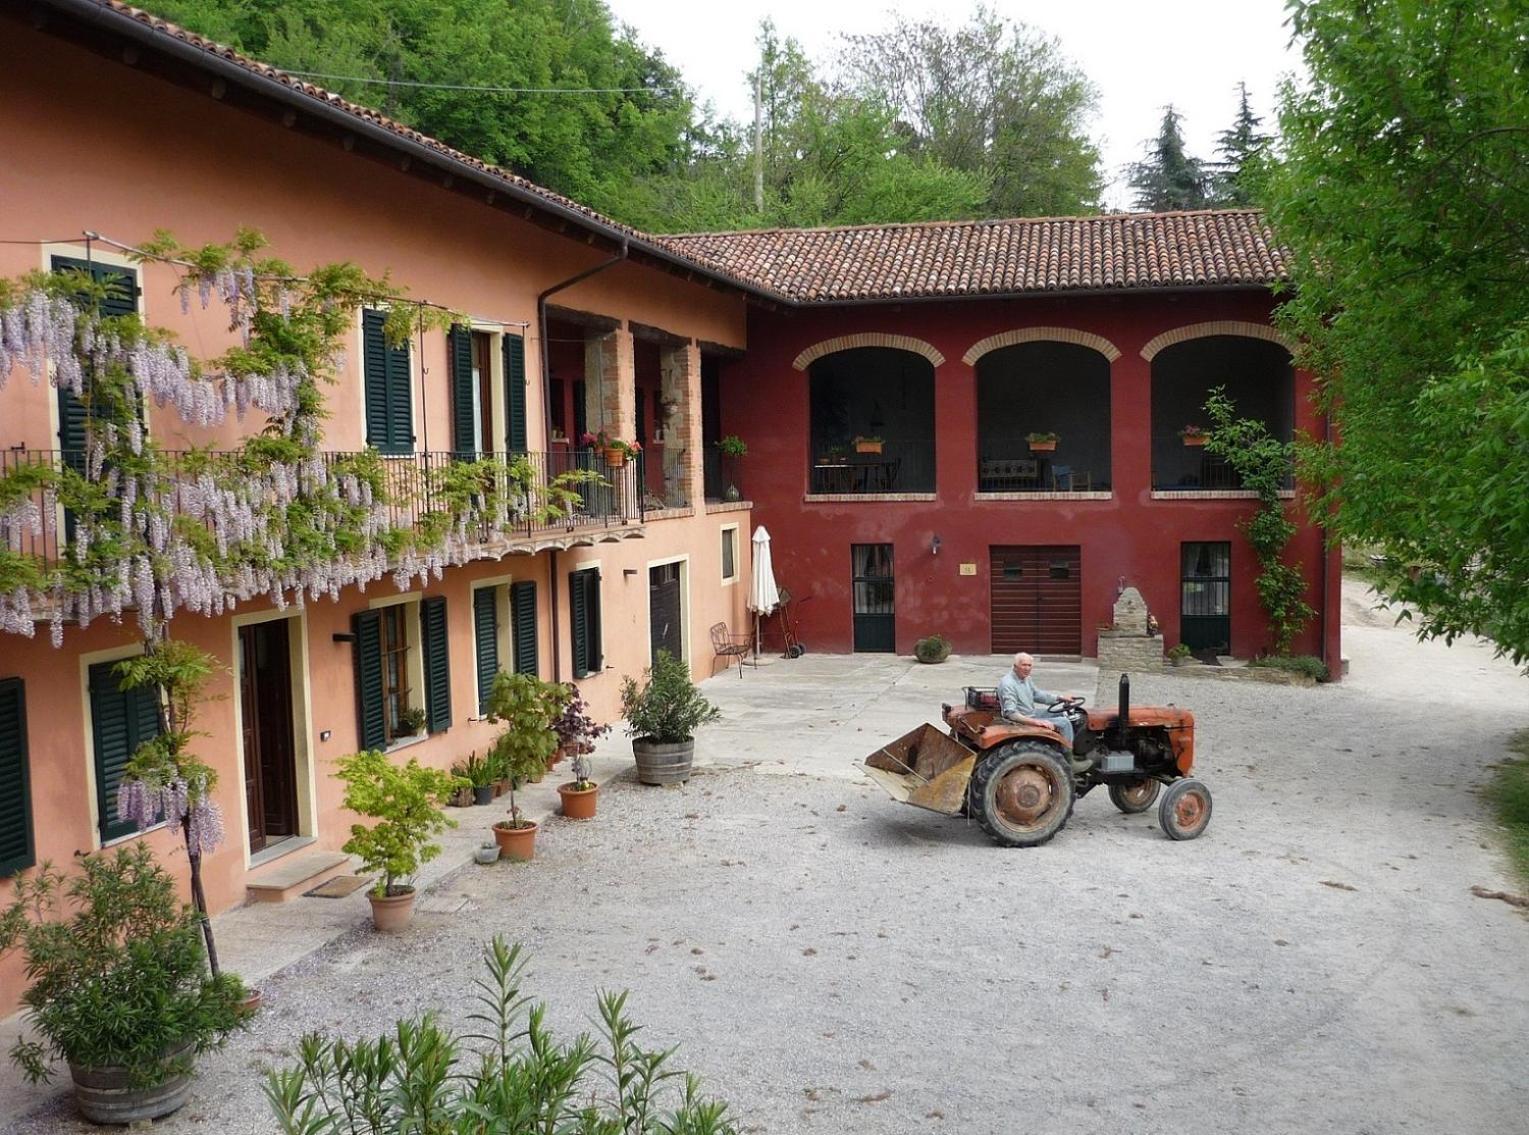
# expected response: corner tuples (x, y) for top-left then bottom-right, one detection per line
(931, 534), (942, 556)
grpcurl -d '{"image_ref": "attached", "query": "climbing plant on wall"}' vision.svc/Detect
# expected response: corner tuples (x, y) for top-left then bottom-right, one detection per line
(0, 229), (601, 643)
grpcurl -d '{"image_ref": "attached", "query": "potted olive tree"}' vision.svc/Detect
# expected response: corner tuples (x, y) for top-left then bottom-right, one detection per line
(620, 651), (720, 786)
(485, 672), (569, 859)
(334, 750), (463, 931)
(0, 845), (247, 1123)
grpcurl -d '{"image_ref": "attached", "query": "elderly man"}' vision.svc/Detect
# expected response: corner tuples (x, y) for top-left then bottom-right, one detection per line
(997, 652), (1075, 748)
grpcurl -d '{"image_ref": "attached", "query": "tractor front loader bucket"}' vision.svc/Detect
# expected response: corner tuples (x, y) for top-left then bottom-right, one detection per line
(862, 722), (975, 816)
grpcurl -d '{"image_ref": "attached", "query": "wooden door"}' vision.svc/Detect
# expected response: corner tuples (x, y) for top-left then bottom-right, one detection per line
(990, 546), (1082, 655)
(239, 620), (298, 853)
(649, 563), (683, 663)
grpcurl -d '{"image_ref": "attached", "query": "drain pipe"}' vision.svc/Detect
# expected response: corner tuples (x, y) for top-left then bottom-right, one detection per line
(537, 238), (629, 683)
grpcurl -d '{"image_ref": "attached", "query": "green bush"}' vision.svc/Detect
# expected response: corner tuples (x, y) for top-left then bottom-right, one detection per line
(486, 671), (570, 827)
(621, 651), (721, 743)
(1486, 732), (1529, 887)
(0, 844), (246, 1087)
(265, 936), (739, 1134)
(335, 750), (463, 897)
(913, 634), (951, 663)
(1247, 654), (1331, 682)
(1166, 643), (1194, 661)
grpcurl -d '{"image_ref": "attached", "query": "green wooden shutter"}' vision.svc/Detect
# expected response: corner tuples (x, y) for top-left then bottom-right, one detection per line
(364, 311), (413, 455)
(474, 586), (499, 715)
(0, 678), (34, 877)
(88, 660), (162, 843)
(353, 610), (386, 751)
(504, 334), (528, 452)
(571, 569), (602, 677)
(450, 325), (476, 458)
(420, 596), (451, 734)
(511, 581), (538, 676)
(52, 257), (137, 474)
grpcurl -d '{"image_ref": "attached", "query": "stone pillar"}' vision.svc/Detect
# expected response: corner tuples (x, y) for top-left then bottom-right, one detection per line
(583, 327), (635, 442)
(659, 342), (702, 507)
(1095, 585), (1164, 701)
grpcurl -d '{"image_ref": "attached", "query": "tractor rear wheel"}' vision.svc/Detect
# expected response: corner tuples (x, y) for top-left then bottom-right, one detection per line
(972, 742), (1075, 847)
(1159, 778), (1213, 840)
(1107, 780), (1161, 814)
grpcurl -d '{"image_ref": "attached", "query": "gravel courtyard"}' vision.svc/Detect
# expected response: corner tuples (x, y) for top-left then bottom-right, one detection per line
(5, 580), (1528, 1134)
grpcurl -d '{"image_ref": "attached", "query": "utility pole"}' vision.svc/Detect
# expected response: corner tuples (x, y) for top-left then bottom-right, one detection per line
(753, 69), (764, 214)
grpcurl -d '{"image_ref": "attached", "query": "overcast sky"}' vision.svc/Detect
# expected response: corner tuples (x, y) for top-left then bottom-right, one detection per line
(605, 0), (1305, 211)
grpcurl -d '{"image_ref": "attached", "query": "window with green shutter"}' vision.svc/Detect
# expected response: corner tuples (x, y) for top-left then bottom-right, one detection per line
(570, 568), (602, 678)
(420, 596), (451, 734)
(473, 586), (499, 715)
(353, 609), (386, 751)
(88, 659), (163, 844)
(511, 581), (538, 676)
(363, 309), (414, 455)
(503, 333), (528, 452)
(449, 325), (476, 459)
(0, 678), (34, 877)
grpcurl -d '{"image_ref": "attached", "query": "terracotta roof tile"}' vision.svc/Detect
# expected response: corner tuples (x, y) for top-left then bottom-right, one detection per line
(657, 212), (1289, 303)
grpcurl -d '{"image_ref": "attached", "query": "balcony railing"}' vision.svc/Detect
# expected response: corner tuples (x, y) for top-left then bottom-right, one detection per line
(0, 447), (643, 577)
(1154, 448), (1293, 491)
(978, 453), (1108, 493)
(809, 439), (935, 495)
(703, 451), (745, 504)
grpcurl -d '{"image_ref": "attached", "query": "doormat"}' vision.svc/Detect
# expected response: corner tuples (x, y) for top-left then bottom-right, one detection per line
(304, 874), (373, 899)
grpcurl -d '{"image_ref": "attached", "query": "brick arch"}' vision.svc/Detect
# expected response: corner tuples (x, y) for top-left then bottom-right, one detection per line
(1139, 321), (1296, 361)
(791, 333), (945, 372)
(962, 327), (1121, 366)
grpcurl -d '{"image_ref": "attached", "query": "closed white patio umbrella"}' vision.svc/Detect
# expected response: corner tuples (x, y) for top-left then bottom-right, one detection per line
(749, 525), (781, 657)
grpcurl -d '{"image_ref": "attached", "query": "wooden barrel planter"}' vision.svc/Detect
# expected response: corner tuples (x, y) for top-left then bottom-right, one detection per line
(632, 738), (695, 785)
(69, 1047), (194, 1125)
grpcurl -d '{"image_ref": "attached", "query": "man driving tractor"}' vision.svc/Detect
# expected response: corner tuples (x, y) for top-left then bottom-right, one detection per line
(997, 652), (1077, 748)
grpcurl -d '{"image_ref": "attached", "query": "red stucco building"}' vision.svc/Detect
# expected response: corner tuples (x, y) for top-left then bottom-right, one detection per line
(662, 219), (1339, 664)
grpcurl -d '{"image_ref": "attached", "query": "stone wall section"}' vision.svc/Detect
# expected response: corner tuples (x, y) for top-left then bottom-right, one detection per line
(1094, 585), (1164, 701)
(583, 328), (635, 441)
(659, 342), (702, 507)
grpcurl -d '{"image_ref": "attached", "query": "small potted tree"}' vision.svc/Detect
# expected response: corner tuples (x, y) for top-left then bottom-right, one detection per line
(717, 434), (748, 502)
(552, 683), (610, 818)
(0, 845), (247, 1124)
(486, 672), (569, 859)
(1026, 431), (1059, 453)
(620, 651), (721, 786)
(334, 749), (463, 931)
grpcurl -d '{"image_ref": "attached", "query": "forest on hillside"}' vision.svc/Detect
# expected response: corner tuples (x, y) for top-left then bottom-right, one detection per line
(147, 0), (1266, 231)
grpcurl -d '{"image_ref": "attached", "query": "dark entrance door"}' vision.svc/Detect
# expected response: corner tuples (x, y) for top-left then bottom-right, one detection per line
(649, 563), (683, 664)
(1181, 542), (1231, 653)
(239, 620), (298, 854)
(990, 546), (1082, 655)
(852, 544), (896, 652)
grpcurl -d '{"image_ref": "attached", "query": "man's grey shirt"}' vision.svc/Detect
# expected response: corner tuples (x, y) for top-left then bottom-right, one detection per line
(997, 671), (1061, 721)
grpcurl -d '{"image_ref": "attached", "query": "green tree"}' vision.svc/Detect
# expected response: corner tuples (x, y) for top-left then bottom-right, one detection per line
(1266, 0), (1529, 663)
(841, 7), (1103, 216)
(1210, 81), (1272, 206)
(1128, 105), (1209, 211)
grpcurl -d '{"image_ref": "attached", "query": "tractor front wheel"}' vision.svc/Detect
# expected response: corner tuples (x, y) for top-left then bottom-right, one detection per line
(1108, 780), (1161, 814)
(972, 742), (1075, 847)
(1159, 778), (1213, 840)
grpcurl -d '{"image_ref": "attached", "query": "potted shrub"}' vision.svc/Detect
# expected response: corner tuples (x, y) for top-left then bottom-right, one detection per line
(1026, 431), (1059, 453)
(582, 430), (640, 468)
(853, 434), (884, 455)
(446, 761), (476, 807)
(552, 684), (609, 820)
(821, 444), (848, 466)
(461, 751), (496, 806)
(1179, 424), (1209, 447)
(1167, 643), (1195, 667)
(913, 634), (952, 664)
(559, 750), (601, 819)
(620, 651), (721, 786)
(0, 845), (247, 1124)
(396, 705), (428, 740)
(486, 672), (570, 860)
(716, 434), (748, 459)
(334, 749), (463, 931)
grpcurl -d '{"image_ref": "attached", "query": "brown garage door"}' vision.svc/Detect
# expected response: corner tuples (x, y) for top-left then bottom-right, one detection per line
(990, 546), (1082, 655)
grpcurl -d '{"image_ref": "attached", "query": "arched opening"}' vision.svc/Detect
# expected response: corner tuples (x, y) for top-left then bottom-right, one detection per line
(1151, 336), (1293, 489)
(976, 342), (1111, 491)
(808, 348), (936, 493)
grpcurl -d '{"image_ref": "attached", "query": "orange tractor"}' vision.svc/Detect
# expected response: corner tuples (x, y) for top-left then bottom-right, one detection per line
(863, 676), (1213, 846)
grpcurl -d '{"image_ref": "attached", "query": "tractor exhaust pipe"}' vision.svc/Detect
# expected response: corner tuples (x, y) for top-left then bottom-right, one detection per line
(1117, 673), (1131, 748)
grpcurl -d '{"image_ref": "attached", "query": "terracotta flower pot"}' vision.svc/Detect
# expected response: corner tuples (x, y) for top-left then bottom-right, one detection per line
(559, 781), (599, 819)
(604, 446), (627, 467)
(1182, 434), (1208, 447)
(1028, 440), (1057, 453)
(368, 886), (416, 932)
(493, 821), (538, 861)
(238, 987), (263, 1017)
(854, 441), (882, 454)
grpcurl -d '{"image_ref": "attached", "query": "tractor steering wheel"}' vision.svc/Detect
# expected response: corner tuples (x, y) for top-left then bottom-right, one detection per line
(1046, 695), (1086, 713)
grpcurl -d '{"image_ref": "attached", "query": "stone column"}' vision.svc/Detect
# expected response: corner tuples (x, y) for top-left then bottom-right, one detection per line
(659, 341), (702, 507)
(1094, 585), (1164, 702)
(583, 327), (635, 442)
